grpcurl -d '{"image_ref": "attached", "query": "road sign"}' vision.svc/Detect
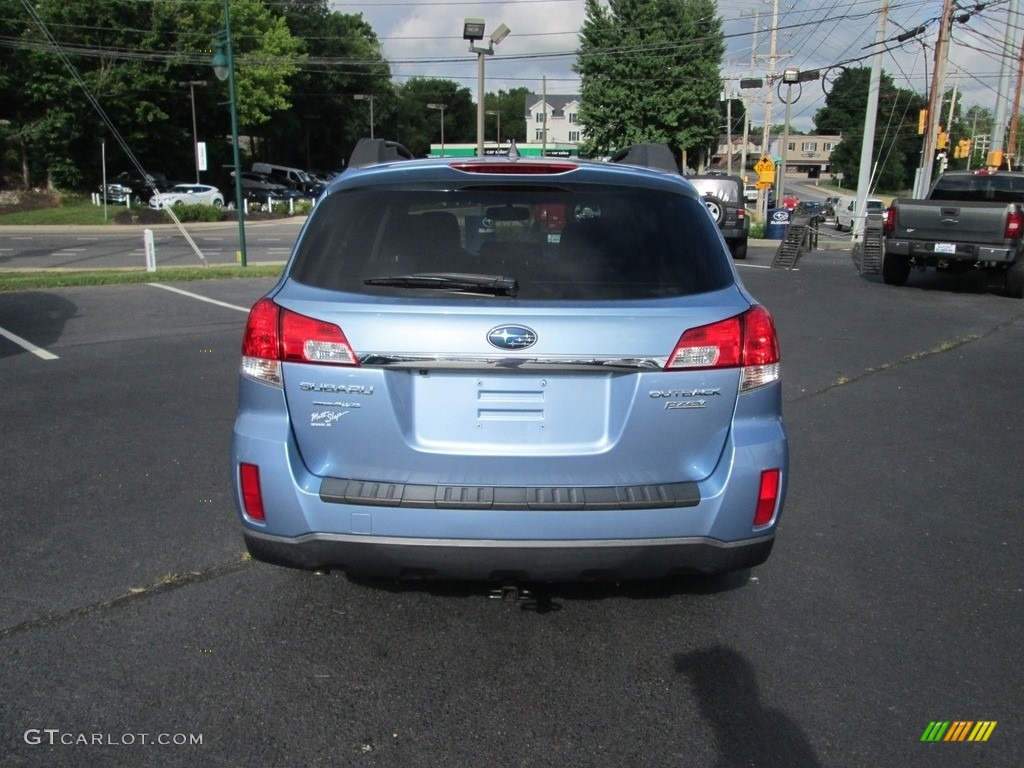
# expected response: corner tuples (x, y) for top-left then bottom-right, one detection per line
(754, 155), (775, 185)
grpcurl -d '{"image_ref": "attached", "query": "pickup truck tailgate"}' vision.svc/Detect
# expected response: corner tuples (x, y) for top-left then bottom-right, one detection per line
(893, 200), (1014, 244)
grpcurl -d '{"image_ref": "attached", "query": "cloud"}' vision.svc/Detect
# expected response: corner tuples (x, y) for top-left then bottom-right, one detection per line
(339, 0), (1015, 133)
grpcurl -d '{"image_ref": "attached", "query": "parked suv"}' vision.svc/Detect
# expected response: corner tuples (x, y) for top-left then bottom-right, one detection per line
(99, 171), (170, 205)
(231, 139), (788, 583)
(687, 173), (749, 259)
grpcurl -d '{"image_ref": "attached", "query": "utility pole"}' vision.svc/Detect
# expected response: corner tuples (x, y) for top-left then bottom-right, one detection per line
(725, 93), (733, 174)
(761, 0), (780, 218)
(917, 0), (955, 197)
(853, 0), (889, 241)
(741, 95), (751, 175)
(990, 0), (1022, 167)
(1006, 32), (1024, 169)
(542, 75), (548, 155)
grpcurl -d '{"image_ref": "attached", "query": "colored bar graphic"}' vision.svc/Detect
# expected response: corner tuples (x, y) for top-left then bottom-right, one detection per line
(945, 721), (973, 741)
(968, 721), (997, 742)
(921, 720), (996, 742)
(921, 722), (950, 742)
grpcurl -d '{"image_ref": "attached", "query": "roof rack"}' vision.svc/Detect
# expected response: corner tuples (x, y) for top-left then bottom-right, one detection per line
(608, 143), (680, 174)
(347, 138), (414, 168)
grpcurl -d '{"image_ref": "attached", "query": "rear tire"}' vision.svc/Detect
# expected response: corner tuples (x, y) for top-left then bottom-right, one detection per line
(730, 241), (748, 260)
(1006, 259), (1024, 298)
(881, 252), (911, 286)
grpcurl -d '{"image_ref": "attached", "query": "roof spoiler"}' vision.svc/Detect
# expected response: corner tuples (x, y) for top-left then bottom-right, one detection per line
(348, 138), (414, 168)
(609, 143), (680, 174)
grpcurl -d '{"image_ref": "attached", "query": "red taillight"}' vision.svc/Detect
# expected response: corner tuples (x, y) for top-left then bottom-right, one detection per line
(242, 298), (281, 359)
(667, 306), (779, 370)
(241, 299), (358, 366)
(742, 305), (780, 366)
(1005, 209), (1022, 239)
(450, 162), (578, 174)
(281, 309), (358, 366)
(884, 206), (896, 234)
(754, 469), (780, 527)
(668, 315), (742, 369)
(239, 463), (265, 521)
(736, 207), (746, 221)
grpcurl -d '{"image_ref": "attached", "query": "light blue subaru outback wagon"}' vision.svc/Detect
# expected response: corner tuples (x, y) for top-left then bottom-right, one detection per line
(232, 140), (788, 582)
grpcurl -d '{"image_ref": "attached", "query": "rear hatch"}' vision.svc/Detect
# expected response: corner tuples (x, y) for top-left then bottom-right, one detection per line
(275, 290), (747, 487)
(274, 168), (747, 488)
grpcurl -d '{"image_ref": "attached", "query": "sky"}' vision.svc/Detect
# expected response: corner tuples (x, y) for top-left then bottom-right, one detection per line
(330, 0), (1021, 135)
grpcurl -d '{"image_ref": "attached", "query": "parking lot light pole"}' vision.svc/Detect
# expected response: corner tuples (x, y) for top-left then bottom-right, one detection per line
(427, 103), (446, 156)
(485, 109), (501, 147)
(464, 19), (509, 157)
(211, 1), (246, 267)
(354, 94), (375, 138)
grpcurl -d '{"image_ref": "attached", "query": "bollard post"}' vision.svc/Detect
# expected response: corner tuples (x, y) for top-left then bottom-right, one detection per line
(143, 229), (156, 272)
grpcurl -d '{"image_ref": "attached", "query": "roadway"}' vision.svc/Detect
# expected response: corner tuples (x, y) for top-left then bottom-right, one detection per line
(1, 244), (1020, 767)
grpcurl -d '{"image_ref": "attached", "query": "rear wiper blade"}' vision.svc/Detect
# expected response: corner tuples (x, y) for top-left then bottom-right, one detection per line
(364, 272), (518, 297)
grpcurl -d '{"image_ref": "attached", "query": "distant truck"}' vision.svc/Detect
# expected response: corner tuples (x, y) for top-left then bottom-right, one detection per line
(99, 171), (171, 205)
(882, 170), (1024, 298)
(250, 162), (322, 197)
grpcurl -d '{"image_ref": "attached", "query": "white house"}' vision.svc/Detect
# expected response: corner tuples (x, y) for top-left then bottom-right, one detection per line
(525, 93), (583, 146)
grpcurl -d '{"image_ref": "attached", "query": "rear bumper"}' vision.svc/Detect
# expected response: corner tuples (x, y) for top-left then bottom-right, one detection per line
(232, 374), (787, 581)
(243, 529), (775, 581)
(885, 238), (1016, 264)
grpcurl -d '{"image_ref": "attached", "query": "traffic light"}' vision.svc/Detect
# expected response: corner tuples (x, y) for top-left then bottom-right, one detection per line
(953, 139), (972, 159)
(918, 109), (928, 134)
(937, 129), (948, 150)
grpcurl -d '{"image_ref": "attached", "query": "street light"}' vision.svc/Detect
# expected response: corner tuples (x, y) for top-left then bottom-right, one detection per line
(427, 103), (446, 156)
(354, 94), (375, 139)
(464, 18), (510, 157)
(179, 80), (208, 183)
(485, 109), (501, 147)
(210, 0), (247, 267)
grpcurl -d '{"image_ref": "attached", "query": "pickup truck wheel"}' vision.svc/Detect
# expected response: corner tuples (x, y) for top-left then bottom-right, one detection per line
(1006, 259), (1024, 298)
(881, 252), (910, 286)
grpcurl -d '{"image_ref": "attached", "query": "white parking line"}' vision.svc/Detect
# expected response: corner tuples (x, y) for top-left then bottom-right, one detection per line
(147, 282), (249, 313)
(0, 325), (59, 360)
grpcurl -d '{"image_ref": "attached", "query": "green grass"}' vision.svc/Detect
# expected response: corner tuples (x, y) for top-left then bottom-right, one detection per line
(0, 198), (121, 225)
(0, 264), (283, 292)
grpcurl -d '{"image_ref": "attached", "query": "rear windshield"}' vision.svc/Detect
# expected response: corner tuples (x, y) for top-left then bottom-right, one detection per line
(289, 184), (733, 300)
(929, 174), (1024, 203)
(688, 177), (742, 203)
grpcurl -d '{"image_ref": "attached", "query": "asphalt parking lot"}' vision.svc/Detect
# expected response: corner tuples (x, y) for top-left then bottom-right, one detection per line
(1, 245), (1021, 767)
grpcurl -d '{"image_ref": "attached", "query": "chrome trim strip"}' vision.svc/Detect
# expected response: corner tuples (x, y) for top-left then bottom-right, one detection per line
(245, 529), (775, 550)
(357, 353), (668, 371)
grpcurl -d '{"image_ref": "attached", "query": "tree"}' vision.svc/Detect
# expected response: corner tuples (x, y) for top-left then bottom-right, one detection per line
(484, 87), (531, 146)
(0, 0), (303, 190)
(814, 66), (924, 192)
(573, 0), (724, 162)
(394, 79), (475, 157)
(270, 0), (392, 170)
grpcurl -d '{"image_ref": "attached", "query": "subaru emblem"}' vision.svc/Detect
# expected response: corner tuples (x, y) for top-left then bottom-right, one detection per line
(488, 324), (537, 350)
